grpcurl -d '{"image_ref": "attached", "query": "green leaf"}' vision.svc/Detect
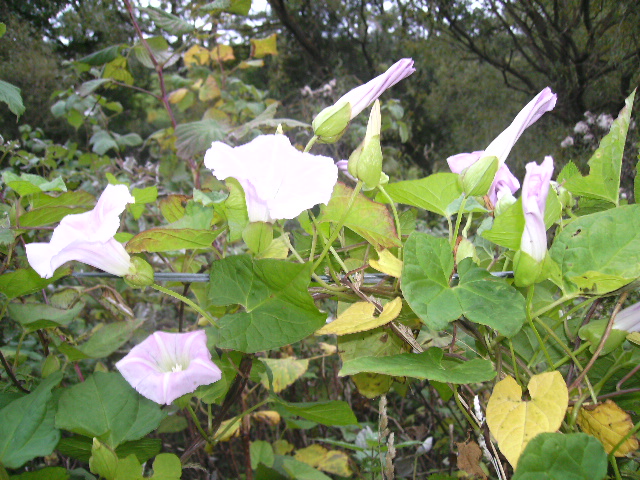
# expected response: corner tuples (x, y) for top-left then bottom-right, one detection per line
(402, 232), (526, 336)
(7, 301), (85, 332)
(0, 373), (63, 469)
(318, 183), (401, 250)
(115, 133), (143, 148)
(77, 45), (123, 66)
(0, 268), (70, 300)
(280, 456), (333, 480)
(89, 438), (118, 480)
(57, 319), (143, 361)
(9, 466), (69, 480)
(19, 206), (87, 227)
(31, 191), (96, 209)
(214, 178), (248, 242)
(126, 228), (220, 253)
(149, 453), (182, 480)
(175, 119), (228, 159)
(635, 160), (640, 204)
(90, 130), (119, 155)
(339, 348), (496, 383)
(77, 78), (112, 97)
(0, 23), (6, 38)
(2, 172), (66, 196)
(201, 0), (252, 15)
(207, 255), (326, 353)
(132, 36), (179, 69)
(143, 7), (193, 35)
(250, 441), (275, 469)
(549, 204), (640, 294)
(512, 433), (607, 480)
(57, 435), (161, 464)
(564, 90), (636, 205)
(273, 398), (358, 426)
(0, 79), (25, 117)
(55, 372), (166, 448)
(382, 173), (463, 216)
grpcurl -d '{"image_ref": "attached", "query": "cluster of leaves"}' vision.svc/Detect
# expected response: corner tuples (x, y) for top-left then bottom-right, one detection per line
(1, 2), (640, 480)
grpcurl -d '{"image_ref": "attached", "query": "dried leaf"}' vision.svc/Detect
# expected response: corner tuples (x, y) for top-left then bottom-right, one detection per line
(370, 249), (403, 278)
(316, 297), (402, 336)
(576, 400), (639, 456)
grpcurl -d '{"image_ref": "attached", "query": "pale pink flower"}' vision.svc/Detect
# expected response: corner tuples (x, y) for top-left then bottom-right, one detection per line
(331, 59), (415, 120)
(520, 156), (554, 262)
(116, 330), (222, 405)
(26, 184), (134, 278)
(447, 88), (556, 202)
(204, 135), (338, 223)
(613, 302), (640, 333)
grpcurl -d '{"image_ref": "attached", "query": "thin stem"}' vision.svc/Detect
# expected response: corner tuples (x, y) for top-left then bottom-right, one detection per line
(525, 286), (554, 369)
(0, 349), (29, 393)
(304, 135), (318, 152)
(151, 284), (219, 327)
(451, 196), (469, 248)
(531, 294), (576, 319)
(313, 181), (363, 271)
(187, 404), (214, 446)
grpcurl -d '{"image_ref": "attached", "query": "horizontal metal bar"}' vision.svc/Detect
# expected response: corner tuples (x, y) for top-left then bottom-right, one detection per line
(72, 270), (515, 283)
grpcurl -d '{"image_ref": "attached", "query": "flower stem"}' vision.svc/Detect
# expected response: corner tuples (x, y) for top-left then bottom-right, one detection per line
(304, 135), (318, 153)
(150, 283), (219, 328)
(313, 181), (363, 271)
(377, 184), (403, 259)
(451, 196), (469, 248)
(186, 403), (214, 446)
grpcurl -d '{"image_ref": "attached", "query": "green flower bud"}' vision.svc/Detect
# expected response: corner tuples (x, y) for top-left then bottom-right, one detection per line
(312, 102), (352, 143)
(348, 100), (384, 189)
(459, 155), (499, 197)
(124, 256), (155, 288)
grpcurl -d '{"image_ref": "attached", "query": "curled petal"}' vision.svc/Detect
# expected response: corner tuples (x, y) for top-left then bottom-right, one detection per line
(26, 184), (135, 278)
(205, 135), (338, 223)
(116, 330), (222, 405)
(337, 58), (416, 119)
(520, 156), (554, 262)
(489, 164), (521, 206)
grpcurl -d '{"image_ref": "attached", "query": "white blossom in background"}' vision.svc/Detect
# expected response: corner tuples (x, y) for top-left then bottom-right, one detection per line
(573, 121), (589, 134)
(560, 136), (575, 148)
(597, 113), (614, 130)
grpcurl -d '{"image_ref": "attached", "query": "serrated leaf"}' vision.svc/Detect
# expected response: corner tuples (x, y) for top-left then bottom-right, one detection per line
(513, 433), (607, 480)
(175, 119), (228, 159)
(207, 255), (326, 352)
(576, 399), (639, 456)
(549, 204), (640, 294)
(143, 7), (193, 35)
(0, 79), (25, 117)
(565, 90), (635, 204)
(0, 373), (62, 469)
(132, 36), (178, 69)
(317, 297), (402, 335)
(339, 347), (496, 383)
(486, 372), (568, 468)
(55, 372), (166, 448)
(126, 228), (219, 253)
(382, 173), (463, 216)
(201, 0), (251, 15)
(259, 357), (309, 393)
(318, 183), (401, 250)
(402, 233), (526, 336)
(77, 45), (123, 65)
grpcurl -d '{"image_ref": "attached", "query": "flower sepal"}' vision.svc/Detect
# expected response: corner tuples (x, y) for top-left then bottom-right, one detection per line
(578, 319), (628, 355)
(312, 101), (352, 143)
(513, 250), (544, 287)
(459, 155), (499, 197)
(124, 256), (154, 288)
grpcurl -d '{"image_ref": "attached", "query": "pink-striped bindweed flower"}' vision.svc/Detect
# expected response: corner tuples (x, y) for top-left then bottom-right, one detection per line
(520, 156), (554, 262)
(116, 330), (222, 405)
(26, 184), (134, 279)
(447, 87), (557, 203)
(312, 58), (415, 141)
(204, 134), (338, 223)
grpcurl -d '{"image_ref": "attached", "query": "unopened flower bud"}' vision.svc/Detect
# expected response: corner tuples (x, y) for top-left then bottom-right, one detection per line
(513, 250), (543, 287)
(348, 101), (384, 188)
(312, 102), (351, 143)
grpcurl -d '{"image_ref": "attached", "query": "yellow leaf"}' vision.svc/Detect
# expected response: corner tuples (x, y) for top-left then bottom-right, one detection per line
(251, 410), (281, 426)
(198, 75), (221, 102)
(486, 371), (568, 468)
(316, 297), (403, 336)
(183, 44), (209, 66)
(273, 439), (294, 455)
(250, 33), (278, 58)
(576, 399), (639, 456)
(103, 57), (133, 85)
(369, 249), (403, 278)
(214, 415), (241, 441)
(190, 78), (203, 90)
(168, 88), (188, 104)
(238, 59), (265, 69)
(210, 44), (235, 62)
(295, 445), (353, 477)
(259, 357), (309, 393)
(627, 332), (640, 346)
(352, 372), (393, 398)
